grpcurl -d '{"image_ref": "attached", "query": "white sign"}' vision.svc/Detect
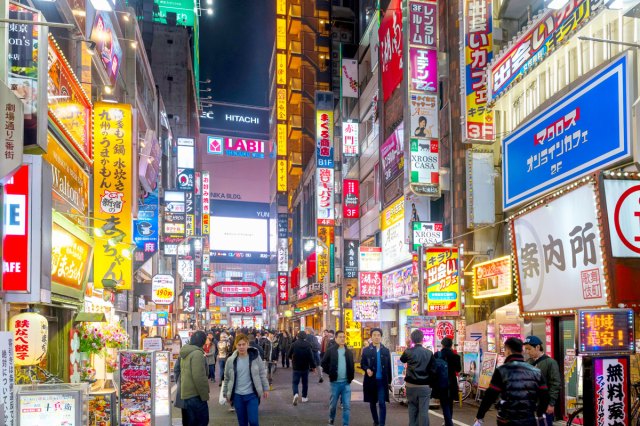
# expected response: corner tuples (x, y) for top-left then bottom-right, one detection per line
(0, 82), (23, 182)
(341, 59), (359, 98)
(142, 337), (163, 351)
(604, 179), (640, 258)
(352, 299), (380, 321)
(409, 93), (438, 139)
(342, 121), (359, 157)
(277, 237), (288, 272)
(409, 138), (439, 188)
(152, 275), (175, 304)
(0, 332), (15, 426)
(219, 285), (253, 294)
(177, 259), (195, 283)
(230, 306), (254, 314)
(381, 219), (411, 271)
(513, 183), (606, 314)
(359, 247), (382, 272)
(316, 168), (335, 224)
(412, 222), (443, 250)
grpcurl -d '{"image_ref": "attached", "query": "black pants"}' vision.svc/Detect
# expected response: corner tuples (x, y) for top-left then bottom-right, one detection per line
(184, 396), (209, 426)
(281, 350), (290, 367)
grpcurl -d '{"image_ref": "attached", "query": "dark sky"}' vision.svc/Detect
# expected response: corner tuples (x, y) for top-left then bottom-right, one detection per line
(199, 0), (275, 107)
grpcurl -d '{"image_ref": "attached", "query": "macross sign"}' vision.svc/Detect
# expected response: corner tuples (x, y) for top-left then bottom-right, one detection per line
(502, 54), (631, 210)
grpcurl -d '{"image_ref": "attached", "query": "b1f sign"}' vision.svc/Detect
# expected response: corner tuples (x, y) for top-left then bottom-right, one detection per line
(2, 165), (29, 292)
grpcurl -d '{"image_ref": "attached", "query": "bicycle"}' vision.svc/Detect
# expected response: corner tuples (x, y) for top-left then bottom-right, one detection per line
(631, 381), (640, 425)
(458, 372), (473, 402)
(390, 376), (407, 405)
(565, 397), (583, 426)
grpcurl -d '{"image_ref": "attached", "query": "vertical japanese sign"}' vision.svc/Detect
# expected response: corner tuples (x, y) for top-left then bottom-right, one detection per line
(594, 357), (629, 426)
(425, 247), (460, 316)
(276, 53), (287, 85)
(0, 82), (24, 180)
(343, 179), (360, 219)
(276, 88), (287, 120)
(93, 103), (133, 290)
(277, 159), (287, 192)
(278, 274), (289, 305)
(409, 93), (438, 138)
(277, 123), (287, 156)
(342, 121), (359, 157)
(379, 0), (403, 102)
(344, 240), (359, 279)
(2, 165), (30, 292)
(0, 332), (15, 426)
(277, 238), (288, 272)
(316, 168), (335, 225)
(201, 171), (210, 235)
(461, 0), (494, 142)
(317, 225), (334, 283)
(133, 190), (159, 263)
(359, 271), (382, 297)
(316, 108), (334, 168)
(341, 59), (358, 98)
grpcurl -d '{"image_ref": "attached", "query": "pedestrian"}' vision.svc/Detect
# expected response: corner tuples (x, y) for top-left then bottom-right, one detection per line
(204, 332), (217, 382)
(288, 330), (317, 405)
(217, 331), (232, 386)
(433, 337), (461, 426)
(223, 333), (270, 426)
(279, 330), (291, 368)
(179, 330), (210, 426)
(320, 329), (330, 359)
(321, 330), (354, 426)
(475, 337), (549, 426)
(306, 328), (323, 383)
(248, 333), (265, 359)
(400, 329), (435, 426)
(524, 335), (561, 426)
(361, 328), (392, 426)
(173, 345), (188, 425)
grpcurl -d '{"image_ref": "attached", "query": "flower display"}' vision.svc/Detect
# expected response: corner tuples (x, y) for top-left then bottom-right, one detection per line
(78, 324), (106, 356)
(102, 322), (129, 349)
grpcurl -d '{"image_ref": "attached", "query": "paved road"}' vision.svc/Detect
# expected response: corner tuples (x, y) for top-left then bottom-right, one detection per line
(171, 365), (498, 426)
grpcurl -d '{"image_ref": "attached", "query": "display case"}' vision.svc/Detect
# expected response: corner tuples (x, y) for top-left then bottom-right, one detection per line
(16, 383), (88, 426)
(154, 351), (171, 426)
(88, 389), (116, 426)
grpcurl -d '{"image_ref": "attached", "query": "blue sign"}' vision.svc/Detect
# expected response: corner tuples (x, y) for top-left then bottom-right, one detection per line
(134, 191), (159, 261)
(503, 54), (631, 210)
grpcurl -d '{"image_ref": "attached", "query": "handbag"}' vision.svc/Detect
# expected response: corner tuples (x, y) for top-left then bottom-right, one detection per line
(218, 380), (226, 405)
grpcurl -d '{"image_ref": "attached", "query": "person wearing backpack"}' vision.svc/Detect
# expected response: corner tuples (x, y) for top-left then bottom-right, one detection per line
(435, 337), (462, 426)
(400, 329), (435, 426)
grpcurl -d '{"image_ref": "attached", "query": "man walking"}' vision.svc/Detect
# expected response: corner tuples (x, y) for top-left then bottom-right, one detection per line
(288, 330), (316, 405)
(306, 328), (323, 383)
(321, 330), (354, 426)
(475, 338), (549, 426)
(434, 337), (462, 426)
(524, 335), (561, 426)
(179, 330), (210, 426)
(400, 329), (434, 426)
(361, 328), (392, 426)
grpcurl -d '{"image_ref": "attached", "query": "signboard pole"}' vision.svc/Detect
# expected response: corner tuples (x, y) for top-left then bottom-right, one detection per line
(418, 243), (425, 316)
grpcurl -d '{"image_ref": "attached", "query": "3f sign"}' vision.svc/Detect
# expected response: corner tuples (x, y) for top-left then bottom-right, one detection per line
(4, 194), (25, 236)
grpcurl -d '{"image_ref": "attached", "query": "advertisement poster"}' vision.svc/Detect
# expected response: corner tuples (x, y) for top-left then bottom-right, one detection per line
(472, 256), (512, 299)
(409, 93), (438, 139)
(18, 392), (80, 425)
(425, 248), (460, 316)
(359, 246), (382, 272)
(119, 351), (153, 426)
(381, 196), (412, 270)
(594, 357), (630, 426)
(352, 299), (381, 322)
(463, 341), (480, 385)
(341, 59), (358, 98)
(478, 352), (498, 390)
(381, 124), (404, 186)
(154, 352), (170, 418)
(391, 353), (406, 382)
(151, 275), (175, 305)
(382, 265), (415, 300)
(90, 12), (122, 86)
(344, 309), (362, 349)
(379, 0), (403, 101)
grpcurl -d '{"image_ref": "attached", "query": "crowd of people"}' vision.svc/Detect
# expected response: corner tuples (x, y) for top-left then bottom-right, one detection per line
(173, 326), (560, 426)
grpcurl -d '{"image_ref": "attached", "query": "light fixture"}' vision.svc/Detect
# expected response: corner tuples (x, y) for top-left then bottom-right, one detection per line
(130, 40), (137, 49)
(200, 87), (212, 92)
(94, 227), (105, 237)
(207, 8), (213, 15)
(547, 0), (570, 9)
(107, 234), (125, 246)
(200, 79), (211, 84)
(121, 247), (133, 259)
(90, 0), (113, 12)
(104, 86), (113, 94)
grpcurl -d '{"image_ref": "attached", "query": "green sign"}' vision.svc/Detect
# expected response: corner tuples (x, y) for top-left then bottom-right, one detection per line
(154, 0), (196, 26)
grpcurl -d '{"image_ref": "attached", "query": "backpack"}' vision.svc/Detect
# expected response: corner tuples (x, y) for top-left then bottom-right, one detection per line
(432, 351), (450, 391)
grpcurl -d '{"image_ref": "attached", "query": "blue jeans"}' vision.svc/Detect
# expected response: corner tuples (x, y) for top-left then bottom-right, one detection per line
(330, 381), (351, 425)
(219, 359), (226, 382)
(440, 397), (454, 426)
(544, 413), (554, 426)
(233, 393), (260, 426)
(208, 362), (215, 381)
(369, 378), (387, 425)
(292, 369), (309, 397)
(183, 396), (209, 426)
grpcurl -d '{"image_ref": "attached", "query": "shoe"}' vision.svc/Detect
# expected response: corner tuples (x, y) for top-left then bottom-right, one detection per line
(219, 382), (222, 387)
(328, 421), (334, 425)
(228, 407), (235, 412)
(293, 394), (299, 406)
(319, 377), (324, 383)
(301, 397), (309, 402)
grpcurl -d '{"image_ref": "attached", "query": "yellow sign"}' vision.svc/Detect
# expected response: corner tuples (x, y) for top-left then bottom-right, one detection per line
(426, 247), (460, 316)
(51, 213), (94, 299)
(276, 18), (286, 50)
(186, 214), (195, 236)
(277, 123), (287, 156)
(381, 195), (404, 230)
(344, 308), (362, 349)
(93, 103), (133, 290)
(277, 88), (287, 120)
(317, 225), (333, 283)
(277, 53), (287, 85)
(276, 0), (286, 15)
(202, 213), (210, 235)
(277, 159), (287, 191)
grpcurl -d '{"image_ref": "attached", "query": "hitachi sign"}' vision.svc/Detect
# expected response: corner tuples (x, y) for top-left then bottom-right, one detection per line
(225, 114), (259, 124)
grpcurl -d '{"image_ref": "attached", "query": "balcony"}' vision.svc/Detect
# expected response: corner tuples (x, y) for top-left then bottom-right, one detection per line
(289, 114), (302, 129)
(289, 0), (301, 18)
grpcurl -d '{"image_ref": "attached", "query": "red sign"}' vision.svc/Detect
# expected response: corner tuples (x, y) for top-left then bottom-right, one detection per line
(436, 320), (455, 341)
(359, 271), (382, 297)
(278, 274), (289, 305)
(343, 179), (360, 219)
(545, 317), (555, 358)
(2, 165), (29, 292)
(230, 306), (254, 314)
(379, 0), (403, 102)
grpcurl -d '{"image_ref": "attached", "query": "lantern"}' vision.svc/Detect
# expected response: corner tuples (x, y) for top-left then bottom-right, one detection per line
(10, 312), (49, 366)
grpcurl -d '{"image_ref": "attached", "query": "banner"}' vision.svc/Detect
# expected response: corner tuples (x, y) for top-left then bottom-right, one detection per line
(461, 0), (494, 142)
(341, 59), (358, 98)
(90, 12), (122, 86)
(594, 357), (630, 426)
(278, 274), (289, 305)
(379, 0), (403, 101)
(425, 247), (460, 316)
(343, 179), (360, 219)
(342, 121), (359, 157)
(93, 103), (133, 290)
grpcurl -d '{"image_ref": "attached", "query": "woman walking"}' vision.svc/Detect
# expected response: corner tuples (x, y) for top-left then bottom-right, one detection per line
(279, 330), (291, 368)
(217, 331), (232, 386)
(223, 333), (270, 426)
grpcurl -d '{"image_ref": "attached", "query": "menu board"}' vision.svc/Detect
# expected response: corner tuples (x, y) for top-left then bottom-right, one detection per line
(88, 392), (115, 426)
(119, 351), (153, 426)
(154, 352), (171, 420)
(18, 391), (80, 425)
(478, 352), (498, 390)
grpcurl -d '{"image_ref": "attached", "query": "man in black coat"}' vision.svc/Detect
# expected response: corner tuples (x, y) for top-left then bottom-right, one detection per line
(435, 337), (462, 426)
(288, 330), (316, 405)
(321, 330), (354, 426)
(360, 328), (392, 426)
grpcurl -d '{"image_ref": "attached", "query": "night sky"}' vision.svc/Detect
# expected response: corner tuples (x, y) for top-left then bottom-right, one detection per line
(199, 0), (275, 107)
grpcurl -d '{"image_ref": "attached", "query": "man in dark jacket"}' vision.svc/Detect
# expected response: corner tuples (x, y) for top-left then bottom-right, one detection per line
(361, 328), (392, 426)
(435, 337), (462, 426)
(305, 328), (323, 383)
(321, 330), (354, 426)
(475, 337), (549, 426)
(179, 330), (209, 426)
(248, 333), (264, 359)
(288, 330), (316, 405)
(524, 335), (561, 426)
(278, 331), (292, 368)
(400, 329), (435, 426)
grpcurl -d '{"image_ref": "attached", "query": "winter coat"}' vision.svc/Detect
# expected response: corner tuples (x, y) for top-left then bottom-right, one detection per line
(321, 345), (355, 383)
(173, 357), (185, 409)
(179, 344), (209, 401)
(400, 344), (434, 386)
(528, 354), (561, 406)
(278, 334), (291, 353)
(360, 343), (392, 403)
(288, 338), (317, 371)
(217, 339), (232, 360)
(204, 341), (217, 365)
(435, 348), (462, 400)
(223, 347), (269, 400)
(305, 333), (320, 352)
